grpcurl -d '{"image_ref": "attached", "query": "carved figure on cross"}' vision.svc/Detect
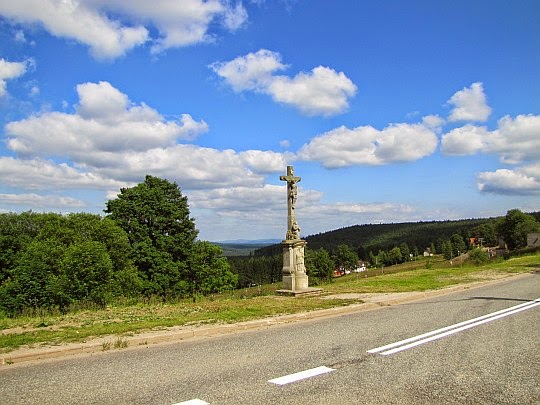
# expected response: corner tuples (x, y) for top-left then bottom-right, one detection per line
(280, 165), (301, 240)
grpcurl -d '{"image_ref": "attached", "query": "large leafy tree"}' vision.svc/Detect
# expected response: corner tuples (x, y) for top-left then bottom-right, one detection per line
(497, 209), (540, 250)
(105, 175), (198, 297)
(187, 242), (238, 298)
(334, 244), (359, 272)
(305, 248), (335, 284)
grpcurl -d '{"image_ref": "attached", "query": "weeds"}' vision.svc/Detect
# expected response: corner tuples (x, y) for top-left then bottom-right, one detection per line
(114, 337), (128, 349)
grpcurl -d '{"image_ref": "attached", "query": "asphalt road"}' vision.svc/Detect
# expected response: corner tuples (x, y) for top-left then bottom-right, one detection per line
(1, 273), (539, 404)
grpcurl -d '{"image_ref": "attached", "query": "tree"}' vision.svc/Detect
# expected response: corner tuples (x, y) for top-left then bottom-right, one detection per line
(441, 240), (453, 260)
(450, 234), (466, 255)
(305, 248), (335, 284)
(399, 243), (410, 261)
(187, 242), (237, 298)
(388, 247), (403, 265)
(0, 212), (140, 315)
(0, 239), (67, 314)
(376, 249), (388, 267)
(105, 175), (198, 297)
(60, 241), (113, 306)
(497, 209), (540, 250)
(334, 244), (358, 272)
(471, 222), (497, 246)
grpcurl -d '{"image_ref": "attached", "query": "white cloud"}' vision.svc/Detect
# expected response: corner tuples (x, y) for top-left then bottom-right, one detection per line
(0, 193), (85, 209)
(3, 81), (291, 192)
(211, 49), (357, 116)
(441, 114), (540, 196)
(0, 58), (28, 97)
(92, 145), (271, 189)
(477, 167), (540, 195)
(0, 157), (127, 190)
(0, 1), (148, 59)
(297, 122), (438, 168)
(6, 81), (209, 162)
(447, 82), (491, 122)
(268, 66), (357, 116)
(442, 114), (540, 164)
(190, 184), (283, 212)
(487, 114), (540, 164)
(239, 150), (291, 173)
(422, 115), (445, 131)
(210, 49), (286, 92)
(0, 0), (247, 59)
(222, 1), (249, 30)
(441, 124), (489, 155)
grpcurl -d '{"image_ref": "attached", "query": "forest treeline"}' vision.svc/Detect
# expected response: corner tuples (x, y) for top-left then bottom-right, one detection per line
(255, 213), (540, 259)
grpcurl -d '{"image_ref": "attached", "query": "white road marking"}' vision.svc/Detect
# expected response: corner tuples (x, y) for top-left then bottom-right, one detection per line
(172, 399), (209, 405)
(368, 298), (540, 356)
(268, 366), (335, 385)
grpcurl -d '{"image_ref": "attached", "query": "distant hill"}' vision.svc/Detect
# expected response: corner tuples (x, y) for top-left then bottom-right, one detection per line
(214, 241), (279, 256)
(254, 217), (499, 257)
(215, 239), (281, 245)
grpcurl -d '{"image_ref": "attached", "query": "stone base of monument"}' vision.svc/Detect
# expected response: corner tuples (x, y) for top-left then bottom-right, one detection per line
(276, 239), (323, 297)
(276, 287), (323, 297)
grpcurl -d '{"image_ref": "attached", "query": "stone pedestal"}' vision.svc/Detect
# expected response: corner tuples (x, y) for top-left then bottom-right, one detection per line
(277, 239), (322, 296)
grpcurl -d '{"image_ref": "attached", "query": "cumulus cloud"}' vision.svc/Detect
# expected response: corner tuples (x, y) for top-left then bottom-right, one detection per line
(488, 114), (540, 164)
(421, 115), (445, 131)
(4, 81), (290, 193)
(447, 82), (491, 122)
(0, 0), (247, 59)
(210, 49), (287, 92)
(441, 114), (540, 196)
(0, 193), (85, 209)
(6, 81), (209, 161)
(0, 58), (28, 97)
(238, 150), (291, 173)
(0, 1), (148, 59)
(441, 124), (489, 155)
(211, 49), (357, 116)
(90, 145), (275, 189)
(477, 166), (540, 195)
(442, 114), (540, 164)
(0, 157), (128, 190)
(297, 121), (438, 168)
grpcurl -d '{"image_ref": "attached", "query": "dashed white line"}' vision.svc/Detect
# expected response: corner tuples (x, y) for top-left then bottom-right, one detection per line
(368, 298), (540, 356)
(268, 366), (335, 385)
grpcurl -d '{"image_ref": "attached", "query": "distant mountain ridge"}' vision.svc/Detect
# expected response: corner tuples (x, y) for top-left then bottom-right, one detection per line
(214, 238), (281, 245)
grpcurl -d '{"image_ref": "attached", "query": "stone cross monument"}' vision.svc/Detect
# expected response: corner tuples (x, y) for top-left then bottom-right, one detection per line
(277, 166), (322, 296)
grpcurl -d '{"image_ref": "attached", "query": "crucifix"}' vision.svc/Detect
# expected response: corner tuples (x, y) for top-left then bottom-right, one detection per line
(280, 165), (301, 240)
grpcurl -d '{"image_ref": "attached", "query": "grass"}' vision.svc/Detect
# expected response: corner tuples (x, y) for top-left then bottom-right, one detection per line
(1, 252), (538, 354)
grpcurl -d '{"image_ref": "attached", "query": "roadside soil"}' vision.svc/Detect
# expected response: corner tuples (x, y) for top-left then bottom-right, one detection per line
(0, 273), (531, 367)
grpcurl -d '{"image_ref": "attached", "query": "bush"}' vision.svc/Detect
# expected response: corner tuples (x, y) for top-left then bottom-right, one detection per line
(468, 248), (489, 265)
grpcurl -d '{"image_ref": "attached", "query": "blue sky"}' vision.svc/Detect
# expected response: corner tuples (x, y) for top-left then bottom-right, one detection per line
(0, 0), (539, 241)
